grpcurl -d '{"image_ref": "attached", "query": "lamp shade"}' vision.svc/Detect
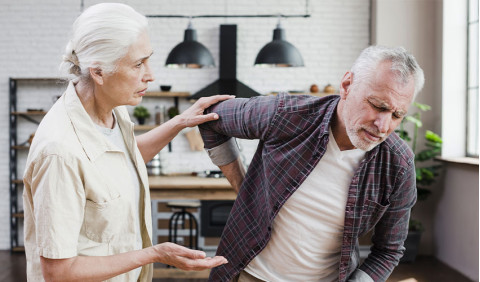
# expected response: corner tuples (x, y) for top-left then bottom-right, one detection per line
(165, 24), (215, 68)
(254, 25), (304, 67)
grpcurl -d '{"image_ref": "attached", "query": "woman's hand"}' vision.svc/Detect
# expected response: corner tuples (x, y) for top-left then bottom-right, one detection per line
(179, 95), (235, 128)
(151, 242), (228, 270)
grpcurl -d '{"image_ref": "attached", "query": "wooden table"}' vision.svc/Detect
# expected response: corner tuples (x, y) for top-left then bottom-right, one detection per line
(148, 175), (235, 279)
(148, 175), (236, 200)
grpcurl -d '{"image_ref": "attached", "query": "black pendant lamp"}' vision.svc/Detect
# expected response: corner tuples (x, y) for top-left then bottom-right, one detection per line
(254, 21), (304, 67)
(165, 21), (215, 68)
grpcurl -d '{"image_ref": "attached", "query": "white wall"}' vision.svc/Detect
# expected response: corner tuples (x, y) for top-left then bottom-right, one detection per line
(0, 0), (370, 249)
(434, 162), (479, 281)
(372, 0), (444, 256)
(373, 0), (479, 280)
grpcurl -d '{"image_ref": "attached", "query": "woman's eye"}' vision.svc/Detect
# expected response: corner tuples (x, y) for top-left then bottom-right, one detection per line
(135, 62), (143, 68)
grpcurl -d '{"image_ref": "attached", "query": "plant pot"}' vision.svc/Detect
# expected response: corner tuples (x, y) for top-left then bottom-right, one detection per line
(137, 117), (146, 125)
(400, 230), (422, 263)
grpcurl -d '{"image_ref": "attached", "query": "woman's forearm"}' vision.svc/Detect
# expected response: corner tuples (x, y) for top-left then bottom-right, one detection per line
(41, 243), (227, 282)
(135, 115), (186, 163)
(41, 247), (157, 282)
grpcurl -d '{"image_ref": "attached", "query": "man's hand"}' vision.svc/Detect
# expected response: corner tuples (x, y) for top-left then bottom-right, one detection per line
(152, 242), (228, 270)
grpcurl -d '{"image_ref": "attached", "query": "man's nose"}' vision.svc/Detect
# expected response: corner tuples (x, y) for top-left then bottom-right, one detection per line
(374, 112), (391, 134)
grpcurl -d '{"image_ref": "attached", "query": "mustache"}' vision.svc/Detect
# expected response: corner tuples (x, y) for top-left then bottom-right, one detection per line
(361, 126), (386, 138)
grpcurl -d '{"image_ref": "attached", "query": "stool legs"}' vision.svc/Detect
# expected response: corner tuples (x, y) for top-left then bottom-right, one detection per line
(168, 208), (198, 249)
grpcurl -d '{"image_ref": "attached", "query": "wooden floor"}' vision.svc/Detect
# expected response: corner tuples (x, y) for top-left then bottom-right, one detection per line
(1, 251), (473, 282)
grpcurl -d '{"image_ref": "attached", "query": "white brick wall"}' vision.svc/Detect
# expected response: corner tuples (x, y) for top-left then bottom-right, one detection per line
(0, 0), (370, 249)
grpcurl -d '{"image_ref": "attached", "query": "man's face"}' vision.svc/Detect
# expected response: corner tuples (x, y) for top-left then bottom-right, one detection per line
(341, 61), (415, 151)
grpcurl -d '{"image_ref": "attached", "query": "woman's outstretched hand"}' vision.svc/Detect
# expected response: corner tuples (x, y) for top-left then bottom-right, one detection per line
(179, 95), (235, 128)
(152, 242), (228, 271)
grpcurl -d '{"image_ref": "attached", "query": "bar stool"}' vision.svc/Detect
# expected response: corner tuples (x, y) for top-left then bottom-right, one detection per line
(167, 201), (200, 250)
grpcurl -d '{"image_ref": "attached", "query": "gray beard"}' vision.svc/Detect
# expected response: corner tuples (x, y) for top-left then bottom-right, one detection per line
(343, 111), (382, 152)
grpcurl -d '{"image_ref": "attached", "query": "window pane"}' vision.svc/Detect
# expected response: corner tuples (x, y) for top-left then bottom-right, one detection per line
(468, 22), (479, 88)
(467, 88), (479, 157)
(470, 0), (479, 22)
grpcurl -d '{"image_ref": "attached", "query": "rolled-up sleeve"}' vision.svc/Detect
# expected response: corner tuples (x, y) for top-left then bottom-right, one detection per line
(206, 138), (240, 166)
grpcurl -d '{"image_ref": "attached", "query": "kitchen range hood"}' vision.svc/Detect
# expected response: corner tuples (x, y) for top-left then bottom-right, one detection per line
(190, 25), (260, 99)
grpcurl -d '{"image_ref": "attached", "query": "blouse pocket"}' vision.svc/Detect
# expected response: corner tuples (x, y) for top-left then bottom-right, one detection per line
(84, 195), (125, 243)
(360, 199), (390, 234)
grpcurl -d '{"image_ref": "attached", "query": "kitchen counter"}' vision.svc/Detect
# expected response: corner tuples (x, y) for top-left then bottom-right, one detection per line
(149, 175), (234, 279)
(148, 175), (236, 200)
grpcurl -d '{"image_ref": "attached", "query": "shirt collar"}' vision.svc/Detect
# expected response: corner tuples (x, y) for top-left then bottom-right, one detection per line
(320, 95), (341, 138)
(64, 81), (119, 161)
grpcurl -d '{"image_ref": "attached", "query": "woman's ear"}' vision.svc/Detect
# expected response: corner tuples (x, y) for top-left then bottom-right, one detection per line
(339, 71), (353, 100)
(89, 67), (104, 85)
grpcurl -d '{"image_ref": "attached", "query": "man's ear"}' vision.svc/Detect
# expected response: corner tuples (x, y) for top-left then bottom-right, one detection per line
(339, 71), (353, 100)
(89, 67), (104, 85)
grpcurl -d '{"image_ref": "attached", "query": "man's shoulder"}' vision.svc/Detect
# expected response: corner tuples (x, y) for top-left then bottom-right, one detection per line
(276, 93), (340, 113)
(380, 132), (414, 164)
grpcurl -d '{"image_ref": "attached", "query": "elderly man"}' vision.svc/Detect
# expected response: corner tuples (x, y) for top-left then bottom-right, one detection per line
(199, 45), (424, 282)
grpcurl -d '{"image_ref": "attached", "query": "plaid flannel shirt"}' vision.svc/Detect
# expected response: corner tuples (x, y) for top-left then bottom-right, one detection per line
(199, 93), (417, 282)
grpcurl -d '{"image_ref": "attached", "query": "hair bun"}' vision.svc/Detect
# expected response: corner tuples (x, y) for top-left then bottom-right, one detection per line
(62, 50), (81, 76)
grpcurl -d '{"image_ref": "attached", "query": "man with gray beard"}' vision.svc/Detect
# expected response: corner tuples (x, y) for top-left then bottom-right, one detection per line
(199, 45), (424, 282)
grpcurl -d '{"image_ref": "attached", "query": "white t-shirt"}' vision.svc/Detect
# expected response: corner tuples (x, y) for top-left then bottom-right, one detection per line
(95, 114), (143, 280)
(245, 128), (365, 281)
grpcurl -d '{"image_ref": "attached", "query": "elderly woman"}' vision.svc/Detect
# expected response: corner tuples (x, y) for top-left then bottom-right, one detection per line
(22, 3), (230, 281)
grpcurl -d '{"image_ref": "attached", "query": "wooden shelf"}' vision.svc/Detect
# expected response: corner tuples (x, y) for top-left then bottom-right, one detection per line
(12, 145), (29, 150)
(11, 111), (47, 115)
(12, 212), (24, 218)
(134, 124), (157, 131)
(12, 179), (23, 184)
(144, 91), (190, 98)
(10, 77), (66, 82)
(12, 246), (25, 252)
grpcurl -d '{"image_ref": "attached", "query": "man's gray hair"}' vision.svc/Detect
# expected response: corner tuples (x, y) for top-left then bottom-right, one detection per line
(350, 45), (425, 98)
(59, 3), (148, 81)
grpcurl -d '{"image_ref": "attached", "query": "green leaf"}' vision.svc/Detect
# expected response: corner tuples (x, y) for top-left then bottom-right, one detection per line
(395, 129), (411, 142)
(417, 188), (431, 201)
(405, 116), (422, 127)
(425, 130), (443, 144)
(413, 102), (431, 111)
(409, 219), (425, 231)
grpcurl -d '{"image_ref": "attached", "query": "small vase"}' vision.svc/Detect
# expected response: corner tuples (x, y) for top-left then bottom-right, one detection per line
(137, 117), (146, 125)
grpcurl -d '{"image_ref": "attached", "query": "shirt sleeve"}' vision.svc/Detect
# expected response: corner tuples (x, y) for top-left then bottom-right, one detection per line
(205, 138), (240, 166)
(198, 94), (280, 149)
(348, 269), (374, 282)
(29, 154), (85, 259)
(358, 160), (417, 281)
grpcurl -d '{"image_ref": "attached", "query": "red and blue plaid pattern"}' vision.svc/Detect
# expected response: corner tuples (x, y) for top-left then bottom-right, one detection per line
(199, 94), (416, 282)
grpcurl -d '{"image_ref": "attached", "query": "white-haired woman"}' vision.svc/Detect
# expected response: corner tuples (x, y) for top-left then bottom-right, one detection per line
(23, 3), (230, 281)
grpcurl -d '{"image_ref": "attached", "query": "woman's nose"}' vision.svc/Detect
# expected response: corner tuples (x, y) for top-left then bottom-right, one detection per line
(143, 62), (155, 82)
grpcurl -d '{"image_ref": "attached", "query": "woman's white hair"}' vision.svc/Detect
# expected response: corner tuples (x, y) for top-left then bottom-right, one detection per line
(350, 45), (425, 99)
(60, 3), (148, 81)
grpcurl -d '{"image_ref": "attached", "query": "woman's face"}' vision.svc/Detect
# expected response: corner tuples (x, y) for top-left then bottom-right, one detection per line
(100, 31), (154, 107)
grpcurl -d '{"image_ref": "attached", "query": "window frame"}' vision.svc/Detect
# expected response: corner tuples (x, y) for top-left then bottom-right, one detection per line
(466, 0), (479, 157)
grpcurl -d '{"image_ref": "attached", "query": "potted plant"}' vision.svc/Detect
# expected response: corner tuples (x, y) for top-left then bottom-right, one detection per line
(133, 106), (150, 125)
(395, 102), (443, 262)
